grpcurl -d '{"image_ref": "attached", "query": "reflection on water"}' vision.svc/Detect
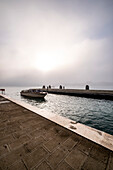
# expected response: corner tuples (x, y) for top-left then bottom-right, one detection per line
(21, 95), (46, 103)
(4, 86), (113, 135)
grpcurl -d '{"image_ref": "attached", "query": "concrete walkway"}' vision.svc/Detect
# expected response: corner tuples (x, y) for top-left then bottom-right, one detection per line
(0, 95), (113, 170)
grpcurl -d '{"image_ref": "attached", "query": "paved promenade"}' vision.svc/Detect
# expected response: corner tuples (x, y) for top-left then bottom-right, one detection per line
(0, 95), (113, 170)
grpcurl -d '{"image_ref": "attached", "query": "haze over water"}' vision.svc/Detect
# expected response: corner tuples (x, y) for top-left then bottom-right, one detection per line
(0, 0), (113, 87)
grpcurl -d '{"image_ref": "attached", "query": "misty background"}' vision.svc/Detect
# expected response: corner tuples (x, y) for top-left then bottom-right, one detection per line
(0, 0), (113, 88)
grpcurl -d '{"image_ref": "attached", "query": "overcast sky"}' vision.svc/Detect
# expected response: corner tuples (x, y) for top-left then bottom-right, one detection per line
(0, 0), (113, 88)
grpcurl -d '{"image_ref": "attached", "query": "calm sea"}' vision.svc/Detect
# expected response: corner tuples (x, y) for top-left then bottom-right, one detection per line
(2, 86), (113, 135)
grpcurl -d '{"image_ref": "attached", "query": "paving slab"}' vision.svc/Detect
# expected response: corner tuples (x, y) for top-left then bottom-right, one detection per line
(65, 148), (87, 169)
(8, 160), (27, 170)
(35, 161), (52, 170)
(0, 95), (113, 170)
(106, 152), (113, 170)
(81, 157), (106, 170)
(56, 161), (73, 170)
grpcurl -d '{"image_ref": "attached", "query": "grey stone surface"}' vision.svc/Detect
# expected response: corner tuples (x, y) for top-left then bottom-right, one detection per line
(56, 161), (73, 170)
(35, 161), (52, 170)
(0, 95), (113, 170)
(47, 147), (68, 169)
(89, 143), (110, 164)
(81, 157), (106, 170)
(76, 138), (93, 155)
(106, 152), (113, 170)
(8, 160), (27, 170)
(65, 148), (87, 169)
(23, 147), (48, 169)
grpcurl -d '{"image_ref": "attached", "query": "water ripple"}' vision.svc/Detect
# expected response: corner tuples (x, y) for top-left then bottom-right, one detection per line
(5, 87), (113, 135)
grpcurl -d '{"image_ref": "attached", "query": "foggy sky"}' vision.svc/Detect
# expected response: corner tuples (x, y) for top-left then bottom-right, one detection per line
(0, 0), (113, 87)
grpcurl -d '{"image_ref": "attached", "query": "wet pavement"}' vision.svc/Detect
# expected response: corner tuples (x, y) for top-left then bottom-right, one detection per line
(0, 95), (113, 170)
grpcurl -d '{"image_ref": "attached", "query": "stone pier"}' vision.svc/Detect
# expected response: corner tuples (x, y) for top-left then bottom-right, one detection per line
(42, 88), (113, 100)
(0, 95), (113, 170)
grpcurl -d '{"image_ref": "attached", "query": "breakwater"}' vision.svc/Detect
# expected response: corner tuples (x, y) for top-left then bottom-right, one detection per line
(42, 88), (113, 100)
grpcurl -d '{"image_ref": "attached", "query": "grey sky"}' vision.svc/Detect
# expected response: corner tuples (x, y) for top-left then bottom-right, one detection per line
(0, 0), (113, 87)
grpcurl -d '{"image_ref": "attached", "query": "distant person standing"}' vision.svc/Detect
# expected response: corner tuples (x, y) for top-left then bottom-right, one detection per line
(59, 85), (62, 89)
(85, 85), (89, 90)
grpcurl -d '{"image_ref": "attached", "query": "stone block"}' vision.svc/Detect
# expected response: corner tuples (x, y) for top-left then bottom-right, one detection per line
(8, 160), (27, 170)
(42, 125), (61, 141)
(71, 133), (83, 142)
(0, 131), (5, 139)
(90, 143), (110, 164)
(9, 135), (30, 150)
(65, 148), (87, 169)
(81, 157), (106, 170)
(44, 130), (70, 152)
(56, 161), (73, 170)
(23, 147), (48, 169)
(47, 147), (68, 169)
(30, 129), (45, 139)
(0, 135), (14, 146)
(62, 137), (78, 151)
(106, 152), (113, 170)
(77, 138), (93, 155)
(0, 145), (31, 169)
(23, 136), (45, 153)
(13, 130), (28, 139)
(35, 161), (52, 170)
(0, 145), (9, 157)
(44, 137), (61, 152)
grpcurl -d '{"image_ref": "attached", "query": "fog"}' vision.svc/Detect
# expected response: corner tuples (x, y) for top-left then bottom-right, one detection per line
(0, 0), (113, 88)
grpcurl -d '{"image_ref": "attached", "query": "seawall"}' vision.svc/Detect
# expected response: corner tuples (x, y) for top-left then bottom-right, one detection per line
(42, 88), (113, 100)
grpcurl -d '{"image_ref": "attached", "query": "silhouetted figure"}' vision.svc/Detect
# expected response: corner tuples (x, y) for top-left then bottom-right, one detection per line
(86, 85), (89, 90)
(42, 85), (45, 89)
(59, 85), (62, 89)
(48, 85), (51, 89)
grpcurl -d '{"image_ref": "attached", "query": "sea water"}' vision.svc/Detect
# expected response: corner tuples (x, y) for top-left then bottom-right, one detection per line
(2, 86), (113, 135)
